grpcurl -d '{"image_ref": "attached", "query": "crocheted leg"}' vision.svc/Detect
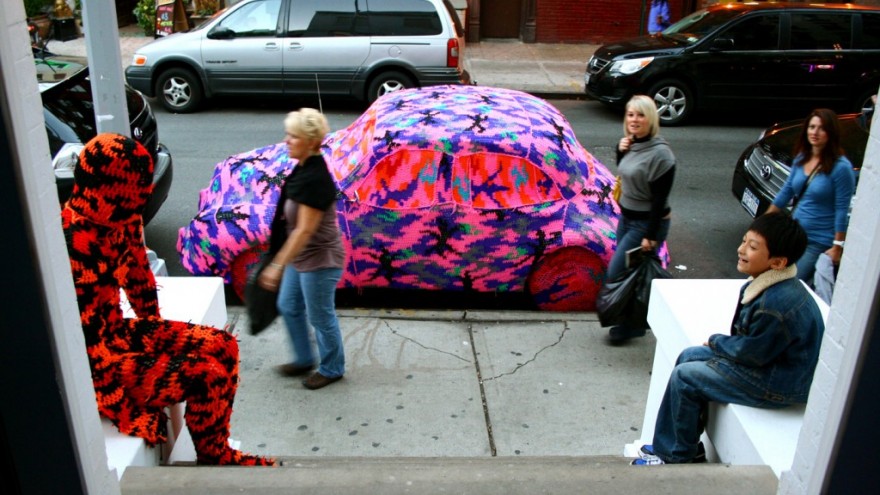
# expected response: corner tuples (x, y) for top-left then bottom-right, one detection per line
(124, 319), (275, 466)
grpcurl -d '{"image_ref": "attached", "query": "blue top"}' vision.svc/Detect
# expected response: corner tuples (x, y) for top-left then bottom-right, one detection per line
(772, 155), (855, 246)
(648, 0), (671, 34)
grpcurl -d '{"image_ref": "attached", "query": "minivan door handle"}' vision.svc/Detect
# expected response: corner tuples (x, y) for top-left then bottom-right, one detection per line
(288, 42), (304, 51)
(264, 42), (280, 51)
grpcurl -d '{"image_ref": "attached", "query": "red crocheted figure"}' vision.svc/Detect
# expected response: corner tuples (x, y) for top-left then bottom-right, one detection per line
(62, 133), (274, 466)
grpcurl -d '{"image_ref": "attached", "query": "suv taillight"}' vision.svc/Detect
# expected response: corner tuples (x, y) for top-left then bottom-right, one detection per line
(447, 38), (459, 68)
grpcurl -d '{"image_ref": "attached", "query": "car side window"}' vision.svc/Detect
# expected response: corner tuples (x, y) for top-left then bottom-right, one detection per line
(366, 0), (442, 36)
(790, 13), (853, 50)
(462, 154), (561, 209)
(219, 0), (281, 37)
(287, 0), (363, 37)
(717, 14), (779, 51)
(858, 13), (880, 49)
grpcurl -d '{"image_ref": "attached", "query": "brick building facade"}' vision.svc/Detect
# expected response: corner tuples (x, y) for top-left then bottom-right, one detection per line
(466, 0), (880, 44)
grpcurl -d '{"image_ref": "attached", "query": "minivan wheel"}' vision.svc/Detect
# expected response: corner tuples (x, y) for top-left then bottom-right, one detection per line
(367, 71), (414, 103)
(648, 79), (693, 126)
(156, 68), (203, 113)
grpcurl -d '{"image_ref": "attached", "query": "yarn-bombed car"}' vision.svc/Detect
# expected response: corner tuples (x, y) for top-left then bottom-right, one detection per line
(178, 85), (624, 310)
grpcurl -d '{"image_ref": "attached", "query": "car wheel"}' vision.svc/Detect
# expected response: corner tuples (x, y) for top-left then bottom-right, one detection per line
(648, 79), (693, 126)
(854, 89), (877, 113)
(367, 71), (414, 103)
(156, 68), (203, 113)
(229, 244), (269, 302)
(526, 246), (605, 311)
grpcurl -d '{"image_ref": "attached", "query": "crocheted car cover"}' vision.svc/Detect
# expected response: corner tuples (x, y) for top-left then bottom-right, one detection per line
(178, 86), (627, 309)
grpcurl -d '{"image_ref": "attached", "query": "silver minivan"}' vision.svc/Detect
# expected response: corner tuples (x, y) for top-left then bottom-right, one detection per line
(125, 0), (470, 112)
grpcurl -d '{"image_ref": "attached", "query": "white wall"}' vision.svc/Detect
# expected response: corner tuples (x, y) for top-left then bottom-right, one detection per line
(0, 1), (120, 493)
(779, 92), (880, 493)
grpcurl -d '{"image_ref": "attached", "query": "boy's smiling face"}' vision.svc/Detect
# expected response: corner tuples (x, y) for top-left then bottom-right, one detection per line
(737, 230), (788, 278)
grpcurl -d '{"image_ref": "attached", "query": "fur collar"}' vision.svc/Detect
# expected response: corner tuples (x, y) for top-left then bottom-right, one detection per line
(741, 265), (798, 304)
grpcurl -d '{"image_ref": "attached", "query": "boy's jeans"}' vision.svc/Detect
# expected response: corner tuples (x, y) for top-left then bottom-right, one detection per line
(277, 266), (345, 378)
(652, 345), (788, 463)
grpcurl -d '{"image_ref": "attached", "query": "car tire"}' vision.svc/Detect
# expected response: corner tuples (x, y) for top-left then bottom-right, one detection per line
(230, 244), (269, 302)
(854, 89), (877, 113)
(526, 246), (605, 312)
(648, 79), (693, 126)
(367, 71), (415, 103)
(156, 68), (203, 113)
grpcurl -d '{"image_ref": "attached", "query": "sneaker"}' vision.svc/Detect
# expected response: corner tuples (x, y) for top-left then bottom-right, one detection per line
(639, 443), (707, 463)
(631, 455), (664, 466)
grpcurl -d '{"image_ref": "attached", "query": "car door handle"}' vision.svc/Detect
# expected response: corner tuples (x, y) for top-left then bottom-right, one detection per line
(264, 42), (280, 51)
(288, 42), (304, 51)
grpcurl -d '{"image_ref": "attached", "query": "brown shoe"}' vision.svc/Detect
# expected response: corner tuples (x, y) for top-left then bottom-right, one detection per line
(276, 363), (314, 377)
(302, 372), (343, 390)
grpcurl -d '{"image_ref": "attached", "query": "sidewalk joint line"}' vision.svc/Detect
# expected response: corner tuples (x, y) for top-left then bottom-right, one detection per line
(467, 321), (497, 456)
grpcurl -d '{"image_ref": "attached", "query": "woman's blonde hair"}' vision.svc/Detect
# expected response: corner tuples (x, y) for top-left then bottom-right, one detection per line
(284, 108), (330, 147)
(623, 95), (660, 138)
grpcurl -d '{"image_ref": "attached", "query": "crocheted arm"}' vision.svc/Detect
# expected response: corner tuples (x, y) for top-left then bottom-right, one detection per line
(120, 222), (160, 318)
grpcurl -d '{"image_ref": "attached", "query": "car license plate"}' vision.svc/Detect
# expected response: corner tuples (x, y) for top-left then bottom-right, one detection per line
(741, 187), (759, 218)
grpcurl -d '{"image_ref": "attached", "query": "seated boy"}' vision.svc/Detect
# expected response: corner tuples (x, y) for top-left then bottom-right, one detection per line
(633, 212), (825, 465)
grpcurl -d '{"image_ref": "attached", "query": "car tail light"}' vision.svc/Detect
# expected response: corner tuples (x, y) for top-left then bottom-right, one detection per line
(447, 38), (459, 68)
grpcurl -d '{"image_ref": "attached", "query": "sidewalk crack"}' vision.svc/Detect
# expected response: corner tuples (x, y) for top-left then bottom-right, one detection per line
(381, 320), (470, 362)
(483, 321), (569, 381)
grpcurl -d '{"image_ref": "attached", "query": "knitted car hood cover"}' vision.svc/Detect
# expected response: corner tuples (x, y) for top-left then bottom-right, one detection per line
(67, 133), (154, 225)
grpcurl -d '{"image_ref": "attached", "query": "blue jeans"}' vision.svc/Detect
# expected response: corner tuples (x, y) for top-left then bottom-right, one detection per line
(276, 266), (345, 378)
(651, 346), (788, 463)
(605, 216), (670, 282)
(795, 241), (828, 286)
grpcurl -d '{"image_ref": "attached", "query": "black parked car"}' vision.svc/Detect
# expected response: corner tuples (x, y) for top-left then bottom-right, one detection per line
(37, 51), (173, 225)
(585, 2), (880, 125)
(731, 110), (870, 218)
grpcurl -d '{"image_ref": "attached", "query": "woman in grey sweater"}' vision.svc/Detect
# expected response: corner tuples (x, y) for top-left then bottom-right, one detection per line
(605, 95), (676, 344)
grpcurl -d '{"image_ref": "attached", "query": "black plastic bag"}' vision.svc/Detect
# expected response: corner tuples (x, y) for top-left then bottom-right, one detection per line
(244, 256), (279, 335)
(596, 253), (671, 328)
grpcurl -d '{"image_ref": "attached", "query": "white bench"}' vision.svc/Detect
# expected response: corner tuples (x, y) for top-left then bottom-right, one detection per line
(108, 276), (227, 478)
(626, 279), (829, 477)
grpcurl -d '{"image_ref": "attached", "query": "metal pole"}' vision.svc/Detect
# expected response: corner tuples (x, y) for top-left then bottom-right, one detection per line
(81, 0), (130, 136)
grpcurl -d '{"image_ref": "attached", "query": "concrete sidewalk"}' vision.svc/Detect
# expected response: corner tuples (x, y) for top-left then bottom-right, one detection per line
(120, 309), (777, 494)
(45, 25), (598, 98)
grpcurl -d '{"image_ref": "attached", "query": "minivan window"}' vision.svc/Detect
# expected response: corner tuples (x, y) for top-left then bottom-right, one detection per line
(367, 0), (442, 36)
(717, 14), (779, 51)
(220, 0), (281, 37)
(861, 13), (880, 48)
(663, 8), (741, 44)
(288, 0), (360, 37)
(790, 13), (852, 50)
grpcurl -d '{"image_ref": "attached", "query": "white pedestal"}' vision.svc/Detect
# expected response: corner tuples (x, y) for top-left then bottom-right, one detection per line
(104, 276), (227, 478)
(628, 278), (828, 477)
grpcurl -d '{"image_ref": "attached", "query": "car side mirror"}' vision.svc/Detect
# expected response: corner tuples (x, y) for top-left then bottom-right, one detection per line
(709, 38), (734, 51)
(208, 26), (236, 40)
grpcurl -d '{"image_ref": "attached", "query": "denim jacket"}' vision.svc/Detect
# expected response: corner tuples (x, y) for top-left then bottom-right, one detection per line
(707, 265), (824, 404)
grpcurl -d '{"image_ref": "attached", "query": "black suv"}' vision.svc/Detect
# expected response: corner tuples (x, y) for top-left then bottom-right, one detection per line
(584, 2), (880, 125)
(37, 51), (173, 224)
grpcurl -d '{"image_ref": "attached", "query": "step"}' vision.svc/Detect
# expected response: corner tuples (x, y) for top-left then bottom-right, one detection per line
(120, 456), (778, 495)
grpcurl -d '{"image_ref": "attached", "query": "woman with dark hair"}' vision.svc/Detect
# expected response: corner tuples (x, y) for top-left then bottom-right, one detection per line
(767, 108), (855, 285)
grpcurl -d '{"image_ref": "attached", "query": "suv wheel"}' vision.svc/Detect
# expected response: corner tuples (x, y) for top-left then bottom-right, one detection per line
(854, 89), (877, 113)
(156, 68), (203, 113)
(648, 79), (693, 126)
(367, 71), (414, 103)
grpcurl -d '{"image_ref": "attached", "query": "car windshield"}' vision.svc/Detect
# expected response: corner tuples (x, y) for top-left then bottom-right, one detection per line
(661, 7), (741, 45)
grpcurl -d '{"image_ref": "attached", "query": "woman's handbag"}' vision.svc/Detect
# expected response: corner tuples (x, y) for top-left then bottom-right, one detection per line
(244, 256), (280, 335)
(596, 252), (671, 328)
(612, 176), (622, 203)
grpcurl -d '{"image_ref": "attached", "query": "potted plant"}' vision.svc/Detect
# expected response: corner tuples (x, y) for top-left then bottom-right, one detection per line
(190, 0), (219, 26)
(133, 0), (156, 37)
